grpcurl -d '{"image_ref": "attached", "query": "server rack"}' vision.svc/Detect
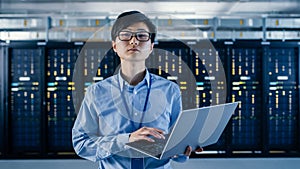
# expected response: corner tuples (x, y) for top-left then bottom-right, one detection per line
(262, 41), (299, 156)
(45, 42), (82, 154)
(228, 40), (264, 155)
(7, 41), (46, 156)
(191, 40), (228, 155)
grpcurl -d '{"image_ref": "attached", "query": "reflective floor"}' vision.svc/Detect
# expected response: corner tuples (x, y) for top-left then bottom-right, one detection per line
(0, 158), (299, 169)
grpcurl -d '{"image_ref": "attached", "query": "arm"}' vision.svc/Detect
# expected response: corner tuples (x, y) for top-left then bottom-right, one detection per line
(72, 88), (130, 162)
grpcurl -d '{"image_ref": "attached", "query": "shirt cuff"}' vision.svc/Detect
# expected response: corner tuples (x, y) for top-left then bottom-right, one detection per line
(96, 133), (131, 160)
(117, 133), (131, 145)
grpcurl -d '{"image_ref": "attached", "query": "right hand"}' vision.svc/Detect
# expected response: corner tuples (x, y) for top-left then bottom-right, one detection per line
(129, 126), (165, 143)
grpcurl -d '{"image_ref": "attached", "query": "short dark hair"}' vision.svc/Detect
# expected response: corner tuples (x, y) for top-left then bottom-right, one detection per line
(111, 11), (156, 43)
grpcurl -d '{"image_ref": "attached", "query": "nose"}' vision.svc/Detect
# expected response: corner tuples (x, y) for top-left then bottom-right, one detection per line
(129, 35), (139, 45)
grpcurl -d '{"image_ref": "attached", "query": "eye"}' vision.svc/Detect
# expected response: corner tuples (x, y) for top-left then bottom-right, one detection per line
(137, 32), (150, 40)
(119, 31), (132, 40)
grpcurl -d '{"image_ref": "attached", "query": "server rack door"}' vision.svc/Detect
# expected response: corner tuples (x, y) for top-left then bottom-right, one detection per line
(192, 40), (228, 153)
(8, 41), (44, 155)
(229, 41), (263, 152)
(45, 42), (82, 153)
(264, 42), (299, 155)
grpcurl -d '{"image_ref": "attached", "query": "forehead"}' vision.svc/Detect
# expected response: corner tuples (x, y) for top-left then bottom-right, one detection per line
(122, 22), (150, 32)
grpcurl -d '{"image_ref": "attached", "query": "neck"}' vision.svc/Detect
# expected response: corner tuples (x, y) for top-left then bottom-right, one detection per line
(121, 61), (146, 86)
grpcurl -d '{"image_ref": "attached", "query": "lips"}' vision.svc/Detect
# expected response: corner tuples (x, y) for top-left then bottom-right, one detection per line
(128, 48), (139, 52)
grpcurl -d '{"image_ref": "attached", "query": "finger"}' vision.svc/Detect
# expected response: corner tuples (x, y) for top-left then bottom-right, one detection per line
(184, 146), (192, 156)
(145, 127), (165, 134)
(195, 147), (203, 153)
(138, 134), (155, 142)
(129, 134), (155, 143)
(148, 129), (165, 139)
(140, 127), (165, 139)
(153, 128), (165, 134)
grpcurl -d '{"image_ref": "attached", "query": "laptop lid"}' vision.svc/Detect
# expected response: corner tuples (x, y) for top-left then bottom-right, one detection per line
(126, 102), (239, 160)
(160, 102), (238, 159)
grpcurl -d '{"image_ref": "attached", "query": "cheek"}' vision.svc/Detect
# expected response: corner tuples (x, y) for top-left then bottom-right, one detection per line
(141, 43), (153, 52)
(114, 43), (127, 53)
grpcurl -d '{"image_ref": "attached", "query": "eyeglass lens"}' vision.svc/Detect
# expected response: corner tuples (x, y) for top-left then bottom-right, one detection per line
(118, 31), (150, 42)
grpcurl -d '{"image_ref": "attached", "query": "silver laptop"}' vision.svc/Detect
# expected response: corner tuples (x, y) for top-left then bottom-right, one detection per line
(125, 102), (239, 160)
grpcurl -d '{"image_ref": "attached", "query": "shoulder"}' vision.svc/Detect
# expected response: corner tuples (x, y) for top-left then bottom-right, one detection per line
(85, 75), (118, 97)
(150, 73), (181, 94)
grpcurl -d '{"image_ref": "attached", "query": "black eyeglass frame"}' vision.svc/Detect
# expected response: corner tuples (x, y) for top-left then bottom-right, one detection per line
(117, 31), (152, 42)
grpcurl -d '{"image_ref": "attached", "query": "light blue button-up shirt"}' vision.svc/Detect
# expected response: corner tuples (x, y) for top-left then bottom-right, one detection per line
(72, 70), (183, 169)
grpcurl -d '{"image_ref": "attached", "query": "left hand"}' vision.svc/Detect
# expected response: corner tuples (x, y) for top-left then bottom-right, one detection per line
(172, 146), (203, 162)
(184, 146), (203, 156)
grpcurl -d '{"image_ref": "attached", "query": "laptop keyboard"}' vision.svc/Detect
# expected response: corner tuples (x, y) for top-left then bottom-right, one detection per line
(140, 139), (166, 155)
(129, 135), (169, 156)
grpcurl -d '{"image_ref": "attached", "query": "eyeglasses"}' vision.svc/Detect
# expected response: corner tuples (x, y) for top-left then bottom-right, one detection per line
(118, 31), (151, 42)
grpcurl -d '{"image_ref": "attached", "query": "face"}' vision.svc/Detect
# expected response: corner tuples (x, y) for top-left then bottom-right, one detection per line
(112, 22), (154, 63)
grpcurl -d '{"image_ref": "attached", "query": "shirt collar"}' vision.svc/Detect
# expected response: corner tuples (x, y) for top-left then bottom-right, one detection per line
(118, 68), (151, 92)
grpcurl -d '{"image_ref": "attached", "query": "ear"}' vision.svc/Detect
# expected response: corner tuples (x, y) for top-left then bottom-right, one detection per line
(150, 43), (154, 53)
(112, 41), (117, 52)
